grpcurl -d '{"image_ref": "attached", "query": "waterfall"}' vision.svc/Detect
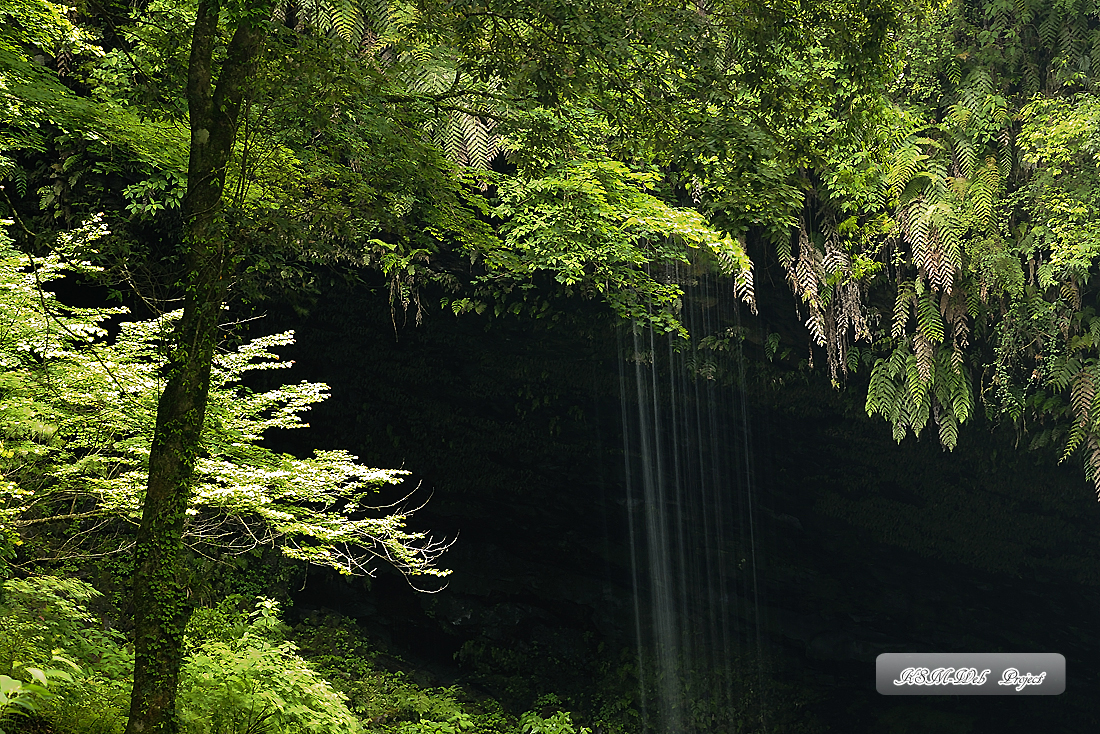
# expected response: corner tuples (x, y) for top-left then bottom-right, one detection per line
(619, 266), (770, 733)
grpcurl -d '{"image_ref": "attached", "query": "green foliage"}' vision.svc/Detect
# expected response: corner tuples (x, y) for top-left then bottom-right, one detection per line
(5, 0), (910, 362)
(1018, 94), (1100, 278)
(177, 599), (361, 734)
(35, 673), (130, 734)
(0, 0), (103, 168)
(395, 709), (474, 734)
(865, 338), (972, 449)
(458, 107), (755, 336)
(0, 0), (187, 187)
(0, 1), (1012, 732)
(289, 615), (511, 733)
(0, 231), (449, 579)
(0, 575), (128, 734)
(818, 0), (1100, 489)
(0, 672), (53, 732)
(518, 708), (589, 734)
(289, 614), (601, 734)
(0, 576), (129, 678)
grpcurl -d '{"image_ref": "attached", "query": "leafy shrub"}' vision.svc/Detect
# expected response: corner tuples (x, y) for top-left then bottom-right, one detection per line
(34, 673), (128, 734)
(183, 596), (251, 654)
(519, 710), (588, 734)
(0, 577), (131, 678)
(396, 709), (475, 734)
(290, 615), (521, 733)
(0, 665), (65, 733)
(178, 598), (360, 734)
(518, 697), (591, 734)
(0, 576), (129, 734)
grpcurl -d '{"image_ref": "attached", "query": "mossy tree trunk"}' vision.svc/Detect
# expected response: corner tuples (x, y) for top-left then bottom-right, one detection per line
(125, 1), (271, 731)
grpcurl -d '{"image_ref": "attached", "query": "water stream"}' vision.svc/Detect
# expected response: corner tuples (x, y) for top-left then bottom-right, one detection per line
(619, 266), (771, 733)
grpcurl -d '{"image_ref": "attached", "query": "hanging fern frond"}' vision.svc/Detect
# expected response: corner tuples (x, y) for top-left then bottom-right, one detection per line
(1049, 355), (1083, 391)
(917, 289), (945, 344)
(1061, 361), (1098, 465)
(1039, 6), (1065, 49)
(888, 138), (929, 198)
(1061, 280), (1082, 311)
(461, 113), (497, 170)
(1072, 364), (1096, 422)
(937, 407), (959, 449)
(998, 128), (1013, 179)
(914, 331), (935, 386)
(893, 280), (915, 337)
(733, 268), (756, 312)
(970, 157), (1000, 229)
(949, 128), (978, 179)
(787, 219), (826, 345)
(866, 369), (889, 416)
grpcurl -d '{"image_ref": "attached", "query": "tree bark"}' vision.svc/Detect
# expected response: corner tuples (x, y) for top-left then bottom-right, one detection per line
(125, 2), (271, 731)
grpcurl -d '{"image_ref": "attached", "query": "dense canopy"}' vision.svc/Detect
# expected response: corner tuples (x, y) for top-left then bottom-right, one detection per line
(4, 0), (1100, 732)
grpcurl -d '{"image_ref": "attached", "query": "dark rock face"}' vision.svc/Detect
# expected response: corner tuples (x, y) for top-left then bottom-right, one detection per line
(266, 281), (1100, 733)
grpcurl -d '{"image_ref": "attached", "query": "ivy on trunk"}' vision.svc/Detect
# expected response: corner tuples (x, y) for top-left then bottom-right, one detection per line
(125, 1), (273, 731)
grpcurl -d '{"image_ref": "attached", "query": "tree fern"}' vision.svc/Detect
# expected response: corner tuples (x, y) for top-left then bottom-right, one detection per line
(329, 0), (366, 42)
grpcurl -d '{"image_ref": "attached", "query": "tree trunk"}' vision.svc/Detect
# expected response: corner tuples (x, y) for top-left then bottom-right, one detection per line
(125, 2), (270, 731)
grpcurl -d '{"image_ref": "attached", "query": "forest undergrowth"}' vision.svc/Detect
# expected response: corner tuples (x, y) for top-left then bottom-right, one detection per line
(0, 578), (602, 734)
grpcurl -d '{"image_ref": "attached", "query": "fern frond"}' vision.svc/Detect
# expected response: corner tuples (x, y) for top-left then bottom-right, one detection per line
(1048, 356), (1081, 391)
(949, 129), (977, 178)
(906, 368), (932, 436)
(893, 282), (914, 338)
(964, 68), (995, 97)
(444, 110), (465, 163)
(907, 346), (928, 403)
(867, 359), (891, 416)
(969, 157), (999, 229)
(1013, 0), (1034, 24)
(934, 212), (962, 288)
(776, 234), (793, 269)
(1082, 435), (1100, 493)
(938, 345), (971, 423)
(888, 140), (928, 197)
(1085, 435), (1100, 495)
(1064, 422), (1087, 462)
(1071, 365), (1095, 424)
(998, 130), (1013, 179)
(1039, 6), (1064, 48)
(948, 103), (973, 131)
(892, 417), (907, 443)
(734, 268), (756, 313)
(917, 289), (945, 344)
(1061, 280), (1082, 311)
(462, 113), (492, 170)
(319, 0), (365, 42)
(887, 341), (909, 374)
(937, 409), (959, 450)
